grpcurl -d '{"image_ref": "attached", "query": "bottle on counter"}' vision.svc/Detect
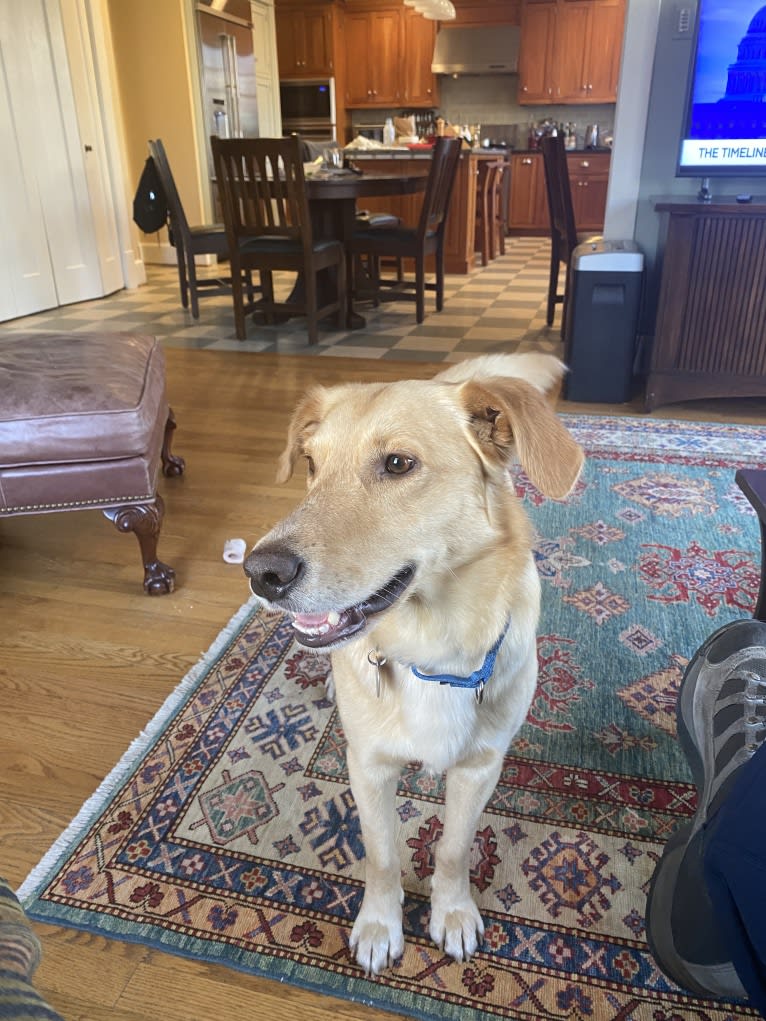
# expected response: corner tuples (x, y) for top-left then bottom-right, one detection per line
(565, 123), (577, 150)
(383, 118), (395, 146)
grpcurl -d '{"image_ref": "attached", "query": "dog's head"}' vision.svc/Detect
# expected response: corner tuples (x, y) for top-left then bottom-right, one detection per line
(244, 355), (583, 651)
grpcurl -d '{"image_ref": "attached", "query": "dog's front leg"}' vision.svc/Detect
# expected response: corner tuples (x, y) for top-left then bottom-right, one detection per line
(430, 749), (504, 961)
(347, 746), (404, 974)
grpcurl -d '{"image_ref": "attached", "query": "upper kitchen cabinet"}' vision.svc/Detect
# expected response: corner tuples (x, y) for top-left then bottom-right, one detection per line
(402, 9), (439, 106)
(451, 0), (520, 25)
(344, 5), (402, 106)
(518, 0), (625, 105)
(343, 1), (438, 108)
(275, 0), (338, 77)
(517, 1), (556, 102)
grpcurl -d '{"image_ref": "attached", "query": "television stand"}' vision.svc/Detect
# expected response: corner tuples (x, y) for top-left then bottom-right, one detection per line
(646, 196), (766, 411)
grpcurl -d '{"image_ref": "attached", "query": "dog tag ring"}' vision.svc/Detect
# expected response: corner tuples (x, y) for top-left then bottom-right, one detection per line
(367, 650), (387, 698)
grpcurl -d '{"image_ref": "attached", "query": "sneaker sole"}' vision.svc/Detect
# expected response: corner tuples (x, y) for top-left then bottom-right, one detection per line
(677, 618), (766, 836)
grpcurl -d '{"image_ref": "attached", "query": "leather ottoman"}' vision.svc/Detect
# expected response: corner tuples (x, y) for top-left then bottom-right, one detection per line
(0, 332), (184, 594)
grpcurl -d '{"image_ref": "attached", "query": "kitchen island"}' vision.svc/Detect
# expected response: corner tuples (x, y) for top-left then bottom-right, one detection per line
(344, 146), (508, 274)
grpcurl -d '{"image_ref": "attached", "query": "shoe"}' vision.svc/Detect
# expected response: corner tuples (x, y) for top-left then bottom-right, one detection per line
(646, 618), (766, 1000)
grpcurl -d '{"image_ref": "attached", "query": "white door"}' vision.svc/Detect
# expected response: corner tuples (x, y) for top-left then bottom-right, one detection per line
(0, 0), (123, 321)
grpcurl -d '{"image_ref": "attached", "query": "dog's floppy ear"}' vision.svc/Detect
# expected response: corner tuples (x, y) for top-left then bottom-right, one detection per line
(275, 387), (326, 483)
(460, 377), (584, 498)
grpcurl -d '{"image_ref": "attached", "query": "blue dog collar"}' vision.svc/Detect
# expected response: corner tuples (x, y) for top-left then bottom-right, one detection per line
(411, 624), (509, 703)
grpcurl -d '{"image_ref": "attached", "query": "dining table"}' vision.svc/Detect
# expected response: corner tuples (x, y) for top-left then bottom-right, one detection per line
(300, 167), (428, 329)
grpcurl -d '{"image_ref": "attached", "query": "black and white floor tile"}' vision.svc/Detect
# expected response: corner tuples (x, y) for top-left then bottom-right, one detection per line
(5, 237), (563, 364)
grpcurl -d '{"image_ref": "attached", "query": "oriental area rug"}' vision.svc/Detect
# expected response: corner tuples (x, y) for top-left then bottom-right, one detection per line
(20, 416), (766, 1021)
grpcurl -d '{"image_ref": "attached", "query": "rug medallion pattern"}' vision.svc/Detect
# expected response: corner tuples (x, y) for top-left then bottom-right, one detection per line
(22, 416), (766, 1021)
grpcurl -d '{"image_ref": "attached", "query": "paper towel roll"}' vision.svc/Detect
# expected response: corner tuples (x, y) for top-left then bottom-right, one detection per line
(223, 538), (247, 564)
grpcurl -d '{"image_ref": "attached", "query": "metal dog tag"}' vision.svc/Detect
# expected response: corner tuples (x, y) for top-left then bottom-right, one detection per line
(367, 650), (387, 698)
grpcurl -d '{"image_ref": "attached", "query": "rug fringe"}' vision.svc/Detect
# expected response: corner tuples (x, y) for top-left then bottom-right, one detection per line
(16, 597), (260, 905)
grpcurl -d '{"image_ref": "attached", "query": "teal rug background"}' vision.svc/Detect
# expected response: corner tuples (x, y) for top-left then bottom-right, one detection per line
(18, 415), (766, 1021)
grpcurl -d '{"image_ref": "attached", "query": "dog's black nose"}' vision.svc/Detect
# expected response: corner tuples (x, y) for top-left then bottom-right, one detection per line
(244, 548), (305, 602)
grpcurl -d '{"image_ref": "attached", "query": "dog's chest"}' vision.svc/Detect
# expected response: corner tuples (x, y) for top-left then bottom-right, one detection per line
(335, 661), (492, 774)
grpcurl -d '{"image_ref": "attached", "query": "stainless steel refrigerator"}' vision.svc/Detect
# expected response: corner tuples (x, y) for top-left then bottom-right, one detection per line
(196, 0), (259, 185)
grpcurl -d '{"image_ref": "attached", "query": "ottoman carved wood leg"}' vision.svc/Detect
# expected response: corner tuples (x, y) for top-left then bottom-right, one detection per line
(103, 495), (175, 595)
(0, 332), (185, 595)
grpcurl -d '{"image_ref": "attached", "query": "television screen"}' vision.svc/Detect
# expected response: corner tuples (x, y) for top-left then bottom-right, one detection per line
(678, 0), (766, 176)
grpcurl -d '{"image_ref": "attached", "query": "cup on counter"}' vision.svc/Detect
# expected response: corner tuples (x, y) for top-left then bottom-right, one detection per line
(323, 148), (343, 169)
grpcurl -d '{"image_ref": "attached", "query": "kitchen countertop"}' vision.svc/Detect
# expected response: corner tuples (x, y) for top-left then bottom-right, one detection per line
(345, 146), (511, 160)
(345, 146), (612, 160)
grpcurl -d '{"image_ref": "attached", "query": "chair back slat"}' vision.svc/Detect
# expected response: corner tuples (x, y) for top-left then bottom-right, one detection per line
(211, 136), (312, 248)
(417, 137), (462, 240)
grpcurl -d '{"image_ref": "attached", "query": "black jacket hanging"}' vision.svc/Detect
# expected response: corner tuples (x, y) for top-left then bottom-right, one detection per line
(132, 157), (168, 233)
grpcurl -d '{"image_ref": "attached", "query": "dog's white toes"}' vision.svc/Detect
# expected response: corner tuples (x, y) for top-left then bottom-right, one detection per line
(350, 919), (404, 975)
(430, 903), (484, 962)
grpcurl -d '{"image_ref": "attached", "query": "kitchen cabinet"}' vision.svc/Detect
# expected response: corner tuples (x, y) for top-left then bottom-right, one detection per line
(518, 0), (625, 105)
(343, 2), (438, 109)
(402, 9), (440, 107)
(508, 150), (610, 233)
(518, 2), (557, 103)
(508, 153), (548, 232)
(452, 0), (521, 25)
(567, 152), (609, 231)
(344, 7), (402, 106)
(275, 2), (336, 77)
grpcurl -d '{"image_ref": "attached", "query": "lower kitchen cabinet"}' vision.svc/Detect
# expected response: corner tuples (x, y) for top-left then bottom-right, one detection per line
(508, 153), (548, 233)
(567, 153), (609, 232)
(508, 150), (610, 234)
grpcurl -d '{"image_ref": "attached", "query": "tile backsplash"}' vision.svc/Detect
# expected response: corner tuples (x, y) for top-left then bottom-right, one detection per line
(350, 74), (615, 149)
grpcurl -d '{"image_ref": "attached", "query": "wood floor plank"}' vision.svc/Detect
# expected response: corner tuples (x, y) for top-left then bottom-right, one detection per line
(4, 348), (766, 1021)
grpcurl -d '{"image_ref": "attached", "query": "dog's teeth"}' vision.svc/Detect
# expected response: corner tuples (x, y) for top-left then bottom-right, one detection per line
(327, 611), (340, 626)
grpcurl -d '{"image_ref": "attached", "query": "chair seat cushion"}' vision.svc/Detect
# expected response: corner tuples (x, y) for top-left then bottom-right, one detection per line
(0, 333), (167, 467)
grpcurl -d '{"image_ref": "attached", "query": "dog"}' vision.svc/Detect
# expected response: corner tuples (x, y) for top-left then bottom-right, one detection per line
(244, 352), (584, 974)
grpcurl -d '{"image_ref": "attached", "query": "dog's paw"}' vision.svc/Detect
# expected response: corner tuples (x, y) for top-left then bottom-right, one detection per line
(350, 907), (404, 975)
(429, 898), (484, 962)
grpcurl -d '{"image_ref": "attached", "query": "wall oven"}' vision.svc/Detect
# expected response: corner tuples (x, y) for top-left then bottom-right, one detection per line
(279, 79), (336, 140)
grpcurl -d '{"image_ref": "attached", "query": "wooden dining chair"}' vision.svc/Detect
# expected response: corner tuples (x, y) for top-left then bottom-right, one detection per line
(540, 133), (600, 335)
(492, 161), (507, 259)
(347, 137), (462, 324)
(211, 135), (346, 343)
(475, 159), (505, 267)
(148, 139), (252, 320)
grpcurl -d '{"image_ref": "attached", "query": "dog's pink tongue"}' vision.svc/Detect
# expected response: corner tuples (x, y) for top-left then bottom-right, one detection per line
(293, 612), (331, 629)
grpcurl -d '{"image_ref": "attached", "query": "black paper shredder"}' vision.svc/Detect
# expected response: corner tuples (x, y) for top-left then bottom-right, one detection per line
(563, 240), (644, 403)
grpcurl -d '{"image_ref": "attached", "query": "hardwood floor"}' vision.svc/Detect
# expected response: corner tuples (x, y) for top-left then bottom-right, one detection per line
(3, 348), (766, 1021)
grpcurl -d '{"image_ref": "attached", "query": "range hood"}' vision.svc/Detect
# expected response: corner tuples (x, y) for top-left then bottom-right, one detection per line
(431, 25), (520, 75)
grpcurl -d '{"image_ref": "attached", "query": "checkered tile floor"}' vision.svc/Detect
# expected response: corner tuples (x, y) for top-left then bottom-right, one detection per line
(6, 237), (563, 363)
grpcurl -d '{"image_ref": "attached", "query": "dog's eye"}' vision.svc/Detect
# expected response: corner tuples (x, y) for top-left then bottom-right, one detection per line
(305, 456), (315, 477)
(384, 453), (415, 475)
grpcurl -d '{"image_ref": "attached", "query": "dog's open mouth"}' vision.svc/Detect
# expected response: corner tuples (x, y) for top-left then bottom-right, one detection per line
(290, 565), (415, 648)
